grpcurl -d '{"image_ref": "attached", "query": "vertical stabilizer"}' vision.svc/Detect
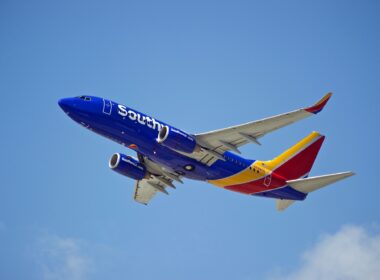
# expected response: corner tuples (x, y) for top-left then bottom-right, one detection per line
(265, 132), (325, 180)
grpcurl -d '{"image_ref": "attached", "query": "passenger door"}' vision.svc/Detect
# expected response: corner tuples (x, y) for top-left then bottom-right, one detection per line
(102, 99), (112, 115)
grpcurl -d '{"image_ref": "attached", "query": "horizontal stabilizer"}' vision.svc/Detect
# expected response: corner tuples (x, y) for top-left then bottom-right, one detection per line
(276, 199), (296, 211)
(287, 172), (355, 194)
(276, 172), (354, 211)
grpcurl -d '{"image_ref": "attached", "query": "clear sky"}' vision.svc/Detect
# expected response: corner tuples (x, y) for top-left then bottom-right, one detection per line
(1, 0), (379, 279)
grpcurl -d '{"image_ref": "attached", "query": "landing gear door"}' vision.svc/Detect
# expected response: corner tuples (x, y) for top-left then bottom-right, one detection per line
(102, 99), (112, 115)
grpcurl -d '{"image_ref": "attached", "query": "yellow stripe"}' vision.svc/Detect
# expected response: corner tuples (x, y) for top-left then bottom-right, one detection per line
(315, 92), (332, 106)
(263, 131), (321, 170)
(208, 161), (268, 187)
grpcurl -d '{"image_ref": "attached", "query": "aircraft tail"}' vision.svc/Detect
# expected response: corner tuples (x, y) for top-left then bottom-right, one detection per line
(265, 131), (325, 180)
(276, 172), (355, 211)
(263, 132), (354, 211)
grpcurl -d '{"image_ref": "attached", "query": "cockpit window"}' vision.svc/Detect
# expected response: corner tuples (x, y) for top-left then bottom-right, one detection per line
(77, 96), (91, 101)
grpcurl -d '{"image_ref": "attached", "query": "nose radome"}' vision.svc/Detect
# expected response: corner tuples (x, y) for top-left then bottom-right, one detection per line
(58, 98), (75, 112)
(58, 98), (71, 112)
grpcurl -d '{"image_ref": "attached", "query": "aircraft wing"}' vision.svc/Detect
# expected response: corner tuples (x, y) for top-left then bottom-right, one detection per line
(194, 93), (332, 165)
(134, 175), (178, 204)
(134, 155), (180, 205)
(134, 179), (160, 204)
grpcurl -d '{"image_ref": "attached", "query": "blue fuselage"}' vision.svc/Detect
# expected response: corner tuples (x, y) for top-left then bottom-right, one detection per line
(58, 96), (253, 181)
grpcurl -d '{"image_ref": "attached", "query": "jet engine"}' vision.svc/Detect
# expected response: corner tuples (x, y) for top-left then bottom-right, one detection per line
(157, 125), (198, 154)
(109, 153), (147, 180)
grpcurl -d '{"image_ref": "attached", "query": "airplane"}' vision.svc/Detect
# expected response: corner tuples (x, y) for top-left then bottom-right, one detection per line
(58, 93), (354, 211)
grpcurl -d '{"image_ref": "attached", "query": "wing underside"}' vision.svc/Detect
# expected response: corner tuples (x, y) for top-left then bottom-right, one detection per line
(133, 155), (181, 205)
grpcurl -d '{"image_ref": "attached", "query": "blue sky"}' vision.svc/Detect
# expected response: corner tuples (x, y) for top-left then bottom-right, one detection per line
(1, 0), (379, 279)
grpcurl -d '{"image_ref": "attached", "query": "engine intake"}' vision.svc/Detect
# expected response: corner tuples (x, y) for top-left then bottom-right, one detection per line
(109, 153), (147, 180)
(157, 125), (198, 154)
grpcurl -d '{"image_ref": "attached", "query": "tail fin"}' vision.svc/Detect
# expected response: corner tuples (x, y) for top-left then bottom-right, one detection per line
(265, 132), (325, 180)
(276, 172), (355, 211)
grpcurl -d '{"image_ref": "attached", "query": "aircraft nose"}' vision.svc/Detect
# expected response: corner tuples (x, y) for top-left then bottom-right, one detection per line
(58, 98), (75, 112)
(58, 98), (69, 111)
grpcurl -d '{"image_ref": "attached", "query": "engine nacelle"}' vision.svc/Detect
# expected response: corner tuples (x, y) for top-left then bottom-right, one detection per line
(109, 153), (147, 180)
(157, 125), (198, 154)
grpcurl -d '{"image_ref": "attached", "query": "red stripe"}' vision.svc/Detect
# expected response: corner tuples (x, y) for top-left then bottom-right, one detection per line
(225, 173), (286, 194)
(305, 98), (330, 113)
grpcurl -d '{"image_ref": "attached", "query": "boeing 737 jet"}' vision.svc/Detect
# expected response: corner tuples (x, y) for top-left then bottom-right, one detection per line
(58, 93), (353, 211)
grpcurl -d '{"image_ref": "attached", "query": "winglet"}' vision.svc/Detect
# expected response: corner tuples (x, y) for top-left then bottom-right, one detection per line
(305, 92), (333, 114)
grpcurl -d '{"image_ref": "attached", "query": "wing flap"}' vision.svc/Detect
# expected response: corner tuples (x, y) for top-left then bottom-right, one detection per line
(134, 179), (159, 205)
(134, 175), (175, 205)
